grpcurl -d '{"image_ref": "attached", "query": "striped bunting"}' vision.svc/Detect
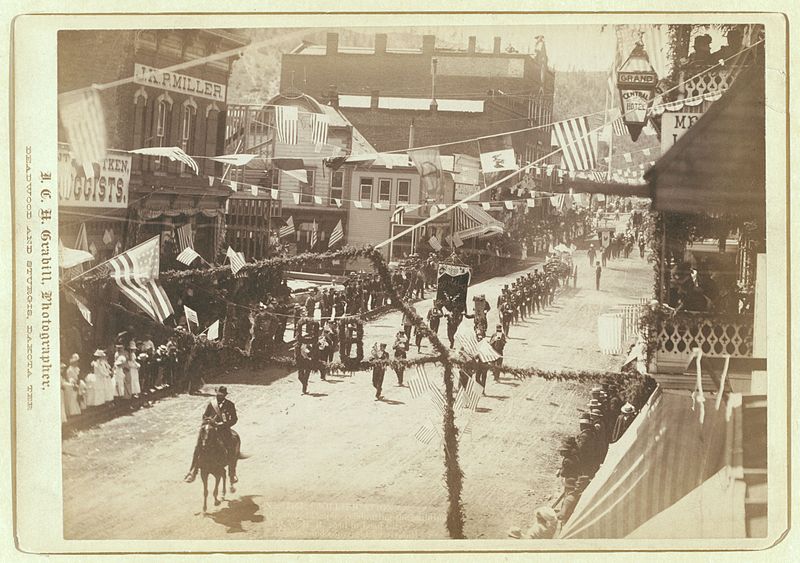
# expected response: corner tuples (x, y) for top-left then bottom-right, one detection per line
(129, 146), (199, 175)
(552, 116), (597, 171)
(275, 106), (298, 144)
(408, 364), (431, 399)
(107, 236), (173, 323)
(328, 219), (344, 248)
(175, 246), (200, 266)
(58, 87), (107, 177)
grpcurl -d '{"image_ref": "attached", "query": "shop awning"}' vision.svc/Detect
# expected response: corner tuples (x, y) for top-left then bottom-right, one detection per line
(645, 62), (765, 216)
(453, 205), (504, 240)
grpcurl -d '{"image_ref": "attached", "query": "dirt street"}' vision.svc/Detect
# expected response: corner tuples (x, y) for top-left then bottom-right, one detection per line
(62, 225), (651, 540)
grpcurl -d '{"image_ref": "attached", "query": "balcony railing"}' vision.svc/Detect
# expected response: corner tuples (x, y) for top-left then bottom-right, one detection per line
(655, 312), (754, 373)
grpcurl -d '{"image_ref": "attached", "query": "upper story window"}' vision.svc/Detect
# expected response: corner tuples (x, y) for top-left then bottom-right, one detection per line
(378, 179), (391, 204)
(397, 179), (411, 204)
(180, 98), (198, 173)
(359, 178), (373, 202)
(330, 170), (344, 205)
(154, 93), (173, 171)
(300, 170), (315, 204)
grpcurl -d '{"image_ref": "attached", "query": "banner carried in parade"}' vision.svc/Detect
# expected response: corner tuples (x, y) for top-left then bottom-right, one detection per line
(436, 263), (471, 312)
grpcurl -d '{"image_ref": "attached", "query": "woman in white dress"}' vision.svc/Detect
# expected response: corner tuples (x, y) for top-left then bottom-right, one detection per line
(63, 354), (82, 417)
(91, 349), (114, 404)
(127, 341), (141, 396)
(113, 344), (128, 399)
(85, 349), (105, 407)
(521, 241), (528, 261)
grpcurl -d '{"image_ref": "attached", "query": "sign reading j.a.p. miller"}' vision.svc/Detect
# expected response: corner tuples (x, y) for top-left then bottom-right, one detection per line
(134, 63), (226, 102)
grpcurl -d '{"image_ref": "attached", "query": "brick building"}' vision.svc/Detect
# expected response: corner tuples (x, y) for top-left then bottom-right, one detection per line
(58, 29), (249, 266)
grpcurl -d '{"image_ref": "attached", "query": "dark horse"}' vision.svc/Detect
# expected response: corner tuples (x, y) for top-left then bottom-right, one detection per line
(196, 417), (240, 513)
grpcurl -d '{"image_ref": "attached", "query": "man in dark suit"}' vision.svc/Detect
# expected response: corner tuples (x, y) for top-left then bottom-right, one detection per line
(185, 386), (240, 483)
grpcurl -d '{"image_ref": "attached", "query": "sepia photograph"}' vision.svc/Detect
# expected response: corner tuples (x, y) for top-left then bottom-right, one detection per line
(8, 9), (789, 552)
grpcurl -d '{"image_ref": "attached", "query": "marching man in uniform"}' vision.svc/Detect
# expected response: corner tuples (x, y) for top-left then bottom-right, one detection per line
(185, 386), (240, 484)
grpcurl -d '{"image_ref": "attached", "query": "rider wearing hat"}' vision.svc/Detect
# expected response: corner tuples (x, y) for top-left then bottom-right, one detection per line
(185, 385), (240, 483)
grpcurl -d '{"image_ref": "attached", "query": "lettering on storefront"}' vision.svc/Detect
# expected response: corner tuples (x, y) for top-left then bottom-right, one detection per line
(134, 63), (226, 102)
(58, 143), (131, 208)
(660, 112), (703, 153)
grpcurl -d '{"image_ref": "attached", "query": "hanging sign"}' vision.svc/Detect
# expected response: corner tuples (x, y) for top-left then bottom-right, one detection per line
(58, 143), (131, 208)
(660, 112), (703, 153)
(134, 63), (226, 102)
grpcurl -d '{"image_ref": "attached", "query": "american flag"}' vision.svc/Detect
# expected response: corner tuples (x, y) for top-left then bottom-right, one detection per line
(310, 221), (318, 249)
(414, 423), (438, 445)
(226, 246), (246, 276)
(176, 246), (200, 266)
(458, 333), (501, 362)
(428, 235), (442, 251)
(428, 384), (446, 417)
(328, 219), (344, 248)
(275, 106), (298, 145)
(235, 251), (247, 278)
(610, 109), (628, 137)
(408, 364), (431, 399)
(64, 288), (92, 326)
(104, 235), (174, 323)
(464, 376), (483, 411)
(454, 386), (466, 410)
(58, 87), (107, 177)
(310, 112), (329, 151)
(279, 216), (295, 239)
(176, 223), (194, 251)
(129, 147), (199, 175)
(183, 305), (199, 327)
(552, 116), (597, 171)
(590, 170), (608, 183)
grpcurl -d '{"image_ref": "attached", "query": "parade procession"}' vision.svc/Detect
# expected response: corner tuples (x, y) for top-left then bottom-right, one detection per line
(53, 21), (771, 542)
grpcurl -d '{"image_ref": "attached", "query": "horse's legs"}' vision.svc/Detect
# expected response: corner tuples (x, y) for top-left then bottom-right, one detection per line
(202, 470), (208, 513)
(221, 470), (227, 498)
(213, 474), (221, 506)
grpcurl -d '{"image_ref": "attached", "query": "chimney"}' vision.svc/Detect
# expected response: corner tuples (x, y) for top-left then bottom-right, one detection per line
(326, 84), (339, 107)
(375, 33), (387, 54)
(370, 90), (380, 109)
(468, 36), (477, 53)
(422, 34), (435, 55)
(408, 119), (415, 149)
(493, 37), (501, 54)
(326, 32), (339, 55)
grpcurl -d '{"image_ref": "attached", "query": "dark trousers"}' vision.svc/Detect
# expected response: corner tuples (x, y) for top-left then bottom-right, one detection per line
(372, 369), (384, 398)
(501, 317), (511, 336)
(404, 324), (413, 340)
(492, 358), (503, 381)
(596, 273), (601, 290)
(299, 369), (310, 393)
(476, 366), (488, 390)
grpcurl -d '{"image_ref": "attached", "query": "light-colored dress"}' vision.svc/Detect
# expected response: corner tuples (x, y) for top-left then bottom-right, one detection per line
(84, 372), (101, 407)
(92, 359), (114, 404)
(61, 376), (81, 417)
(114, 352), (128, 398)
(128, 356), (141, 396)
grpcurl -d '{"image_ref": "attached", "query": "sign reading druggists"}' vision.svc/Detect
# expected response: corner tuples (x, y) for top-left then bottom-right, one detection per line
(134, 63), (227, 102)
(58, 143), (131, 208)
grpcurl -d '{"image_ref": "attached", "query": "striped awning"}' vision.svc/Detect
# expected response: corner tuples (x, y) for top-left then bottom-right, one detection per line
(453, 205), (504, 240)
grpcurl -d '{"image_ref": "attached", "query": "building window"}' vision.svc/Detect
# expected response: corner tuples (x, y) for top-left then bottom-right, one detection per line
(180, 99), (197, 173)
(301, 170), (315, 204)
(378, 179), (391, 204)
(397, 179), (411, 204)
(359, 178), (373, 202)
(154, 94), (173, 171)
(265, 168), (281, 189)
(329, 170), (344, 205)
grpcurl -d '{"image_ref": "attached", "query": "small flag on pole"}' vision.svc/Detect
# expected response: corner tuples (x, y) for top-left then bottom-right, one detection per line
(176, 246), (200, 266)
(226, 246), (246, 276)
(176, 223), (194, 252)
(454, 387), (466, 410)
(183, 305), (199, 327)
(279, 216), (295, 239)
(414, 424), (438, 445)
(428, 235), (442, 251)
(464, 376), (483, 411)
(328, 219), (344, 248)
(409, 364), (432, 398)
(427, 385), (446, 416)
(206, 320), (220, 341)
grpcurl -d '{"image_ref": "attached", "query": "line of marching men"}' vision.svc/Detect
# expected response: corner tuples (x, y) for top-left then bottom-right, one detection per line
(496, 267), (560, 336)
(555, 380), (638, 525)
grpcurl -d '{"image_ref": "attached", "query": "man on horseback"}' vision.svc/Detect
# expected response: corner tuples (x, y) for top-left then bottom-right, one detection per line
(184, 386), (240, 484)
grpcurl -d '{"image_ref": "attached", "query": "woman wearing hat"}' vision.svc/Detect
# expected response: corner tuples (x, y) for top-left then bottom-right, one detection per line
(91, 349), (114, 404)
(113, 343), (128, 399)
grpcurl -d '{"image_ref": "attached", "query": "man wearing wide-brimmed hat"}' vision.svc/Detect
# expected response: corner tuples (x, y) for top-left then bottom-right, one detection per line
(185, 385), (240, 483)
(611, 402), (637, 443)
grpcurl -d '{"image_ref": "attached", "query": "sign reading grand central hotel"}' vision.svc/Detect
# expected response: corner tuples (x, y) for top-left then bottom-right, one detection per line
(133, 63), (227, 102)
